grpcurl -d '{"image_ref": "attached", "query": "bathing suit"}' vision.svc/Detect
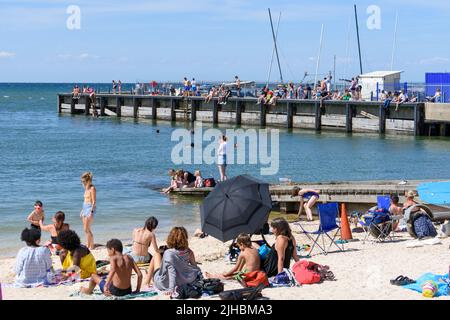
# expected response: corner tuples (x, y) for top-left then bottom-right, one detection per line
(302, 192), (319, 200)
(263, 239), (295, 278)
(184, 171), (196, 184)
(51, 236), (58, 244)
(30, 224), (40, 230)
(99, 279), (132, 297)
(81, 203), (95, 217)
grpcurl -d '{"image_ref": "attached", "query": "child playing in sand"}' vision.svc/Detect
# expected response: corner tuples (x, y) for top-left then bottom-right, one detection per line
(194, 170), (204, 188)
(26, 200), (45, 229)
(80, 239), (142, 297)
(205, 234), (261, 280)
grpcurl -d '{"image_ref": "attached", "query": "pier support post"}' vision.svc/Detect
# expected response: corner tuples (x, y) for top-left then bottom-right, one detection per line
(345, 103), (353, 133)
(100, 97), (106, 116)
(70, 98), (76, 114)
(259, 102), (266, 127)
(170, 99), (176, 121)
(314, 101), (321, 131)
(235, 100), (242, 126)
(287, 102), (293, 128)
(133, 98), (140, 119)
(213, 100), (219, 124)
(379, 105), (386, 134)
(191, 100), (198, 123)
(150, 98), (157, 120)
(84, 96), (90, 116)
(414, 104), (424, 136)
(116, 97), (122, 117)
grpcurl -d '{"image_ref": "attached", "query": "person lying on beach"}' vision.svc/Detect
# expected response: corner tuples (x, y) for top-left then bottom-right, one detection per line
(145, 227), (202, 295)
(80, 239), (142, 297)
(263, 218), (299, 277)
(14, 228), (52, 287)
(292, 187), (320, 221)
(124, 216), (159, 264)
(58, 230), (97, 279)
(205, 234), (260, 280)
(194, 170), (204, 188)
(27, 200), (45, 230)
(39, 211), (70, 253)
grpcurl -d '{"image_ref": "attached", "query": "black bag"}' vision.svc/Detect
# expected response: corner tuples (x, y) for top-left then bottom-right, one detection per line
(174, 283), (202, 299)
(219, 283), (265, 300)
(204, 178), (216, 188)
(194, 278), (224, 294)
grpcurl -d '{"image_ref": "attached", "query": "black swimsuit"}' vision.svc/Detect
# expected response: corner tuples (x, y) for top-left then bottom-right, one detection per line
(263, 238), (295, 277)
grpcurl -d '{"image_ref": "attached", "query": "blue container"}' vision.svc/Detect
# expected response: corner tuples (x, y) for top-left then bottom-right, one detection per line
(425, 73), (450, 103)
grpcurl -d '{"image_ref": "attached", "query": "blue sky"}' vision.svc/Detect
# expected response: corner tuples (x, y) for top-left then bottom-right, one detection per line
(0, 0), (449, 82)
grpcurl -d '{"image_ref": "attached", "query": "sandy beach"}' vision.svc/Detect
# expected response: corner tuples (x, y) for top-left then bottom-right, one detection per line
(1, 220), (448, 300)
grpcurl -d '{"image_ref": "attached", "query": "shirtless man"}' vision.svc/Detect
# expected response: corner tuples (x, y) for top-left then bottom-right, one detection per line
(126, 217), (159, 264)
(205, 234), (260, 280)
(389, 195), (404, 231)
(80, 239), (142, 297)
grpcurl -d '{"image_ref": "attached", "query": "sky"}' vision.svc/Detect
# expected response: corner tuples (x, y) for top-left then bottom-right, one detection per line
(0, 0), (449, 83)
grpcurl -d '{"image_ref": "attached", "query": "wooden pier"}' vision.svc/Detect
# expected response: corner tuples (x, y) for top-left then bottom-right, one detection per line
(57, 93), (430, 136)
(167, 179), (450, 218)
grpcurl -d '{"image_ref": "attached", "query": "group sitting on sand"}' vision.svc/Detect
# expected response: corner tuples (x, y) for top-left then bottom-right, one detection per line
(14, 213), (301, 297)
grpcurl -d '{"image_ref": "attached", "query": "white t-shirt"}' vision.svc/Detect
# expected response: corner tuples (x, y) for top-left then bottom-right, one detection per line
(218, 141), (227, 156)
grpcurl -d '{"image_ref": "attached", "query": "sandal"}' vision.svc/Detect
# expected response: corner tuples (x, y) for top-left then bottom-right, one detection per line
(390, 275), (416, 286)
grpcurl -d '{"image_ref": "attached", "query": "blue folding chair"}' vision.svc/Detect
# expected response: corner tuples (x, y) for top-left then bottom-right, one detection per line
(296, 202), (345, 255)
(358, 195), (396, 243)
(377, 195), (391, 211)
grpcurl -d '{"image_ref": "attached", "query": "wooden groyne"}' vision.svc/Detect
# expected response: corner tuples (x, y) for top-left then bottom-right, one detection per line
(57, 93), (429, 136)
(167, 179), (450, 218)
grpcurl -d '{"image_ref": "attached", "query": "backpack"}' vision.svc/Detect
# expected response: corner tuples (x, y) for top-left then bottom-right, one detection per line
(413, 214), (437, 239)
(173, 283), (202, 299)
(204, 178), (216, 188)
(292, 260), (335, 285)
(193, 278), (224, 294)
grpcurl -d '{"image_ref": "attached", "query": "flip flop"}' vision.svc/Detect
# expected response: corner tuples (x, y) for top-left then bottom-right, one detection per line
(390, 275), (405, 285)
(390, 275), (416, 286)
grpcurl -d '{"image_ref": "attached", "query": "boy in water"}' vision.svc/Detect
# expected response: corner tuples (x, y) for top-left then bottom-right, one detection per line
(27, 200), (45, 230)
(205, 234), (260, 279)
(80, 239), (142, 297)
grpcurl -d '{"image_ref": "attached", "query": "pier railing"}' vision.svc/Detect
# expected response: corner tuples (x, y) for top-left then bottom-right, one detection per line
(57, 93), (427, 136)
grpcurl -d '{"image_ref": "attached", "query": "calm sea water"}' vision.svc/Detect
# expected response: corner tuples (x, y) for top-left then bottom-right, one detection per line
(1, 83), (450, 257)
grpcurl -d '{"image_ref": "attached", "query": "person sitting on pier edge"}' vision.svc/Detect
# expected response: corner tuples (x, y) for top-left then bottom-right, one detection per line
(125, 216), (159, 265)
(218, 87), (232, 105)
(164, 169), (182, 193)
(263, 218), (299, 278)
(291, 187), (320, 221)
(428, 88), (442, 103)
(194, 170), (204, 188)
(72, 85), (81, 100)
(205, 86), (216, 103)
(341, 89), (352, 101)
(180, 169), (196, 188)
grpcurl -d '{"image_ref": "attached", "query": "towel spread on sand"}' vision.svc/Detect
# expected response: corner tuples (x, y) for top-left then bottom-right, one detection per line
(72, 288), (158, 300)
(403, 273), (449, 297)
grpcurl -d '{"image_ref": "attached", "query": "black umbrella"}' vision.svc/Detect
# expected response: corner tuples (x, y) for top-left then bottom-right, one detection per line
(200, 174), (272, 242)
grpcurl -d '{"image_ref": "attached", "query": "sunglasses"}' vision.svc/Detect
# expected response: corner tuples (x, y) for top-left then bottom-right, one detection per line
(34, 205), (42, 208)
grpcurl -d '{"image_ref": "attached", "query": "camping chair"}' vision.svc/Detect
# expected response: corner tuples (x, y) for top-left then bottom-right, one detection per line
(296, 202), (345, 256)
(357, 197), (395, 244)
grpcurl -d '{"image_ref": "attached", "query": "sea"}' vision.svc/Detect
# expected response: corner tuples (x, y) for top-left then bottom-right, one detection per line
(1, 82), (450, 257)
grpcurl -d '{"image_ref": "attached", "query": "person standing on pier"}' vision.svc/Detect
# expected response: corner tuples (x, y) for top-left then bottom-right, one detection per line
(112, 80), (117, 94)
(118, 80), (122, 94)
(80, 172), (96, 250)
(235, 75), (241, 97)
(218, 135), (227, 182)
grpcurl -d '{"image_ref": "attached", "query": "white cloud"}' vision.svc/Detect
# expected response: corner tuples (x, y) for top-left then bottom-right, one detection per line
(57, 53), (100, 60)
(419, 57), (450, 65)
(0, 51), (15, 58)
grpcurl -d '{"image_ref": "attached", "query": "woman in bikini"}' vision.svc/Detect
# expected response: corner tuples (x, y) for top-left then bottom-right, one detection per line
(80, 172), (96, 250)
(126, 217), (159, 265)
(39, 211), (70, 253)
(292, 187), (320, 221)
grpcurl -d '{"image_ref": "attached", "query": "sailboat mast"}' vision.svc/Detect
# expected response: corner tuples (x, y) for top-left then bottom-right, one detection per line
(268, 8), (283, 84)
(314, 24), (324, 88)
(390, 11), (399, 71)
(354, 4), (363, 75)
(266, 12), (282, 87)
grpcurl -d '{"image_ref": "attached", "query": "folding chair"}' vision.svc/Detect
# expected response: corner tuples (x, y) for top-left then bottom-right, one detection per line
(296, 202), (345, 255)
(377, 195), (391, 211)
(358, 207), (393, 243)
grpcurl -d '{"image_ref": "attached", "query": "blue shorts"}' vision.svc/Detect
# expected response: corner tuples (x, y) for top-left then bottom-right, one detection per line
(81, 203), (95, 217)
(218, 155), (227, 166)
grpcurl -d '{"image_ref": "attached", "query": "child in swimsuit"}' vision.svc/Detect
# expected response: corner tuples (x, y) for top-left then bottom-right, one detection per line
(194, 170), (204, 188)
(80, 239), (142, 297)
(27, 200), (45, 230)
(292, 187), (320, 221)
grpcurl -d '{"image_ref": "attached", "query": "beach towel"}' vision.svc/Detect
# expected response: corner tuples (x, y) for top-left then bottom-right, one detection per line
(73, 288), (158, 300)
(403, 273), (449, 297)
(268, 268), (298, 287)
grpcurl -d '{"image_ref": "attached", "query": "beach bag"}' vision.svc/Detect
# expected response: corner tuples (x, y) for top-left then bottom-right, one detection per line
(292, 260), (335, 285)
(258, 244), (270, 261)
(413, 214), (437, 239)
(242, 271), (269, 288)
(269, 268), (296, 287)
(193, 278), (224, 294)
(204, 178), (216, 187)
(173, 283), (202, 299)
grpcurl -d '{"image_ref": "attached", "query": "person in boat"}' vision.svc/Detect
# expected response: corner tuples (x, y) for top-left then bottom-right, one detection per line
(292, 187), (320, 221)
(39, 211), (70, 252)
(125, 216), (159, 265)
(205, 233), (261, 280)
(145, 227), (202, 294)
(58, 230), (97, 279)
(263, 218), (299, 277)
